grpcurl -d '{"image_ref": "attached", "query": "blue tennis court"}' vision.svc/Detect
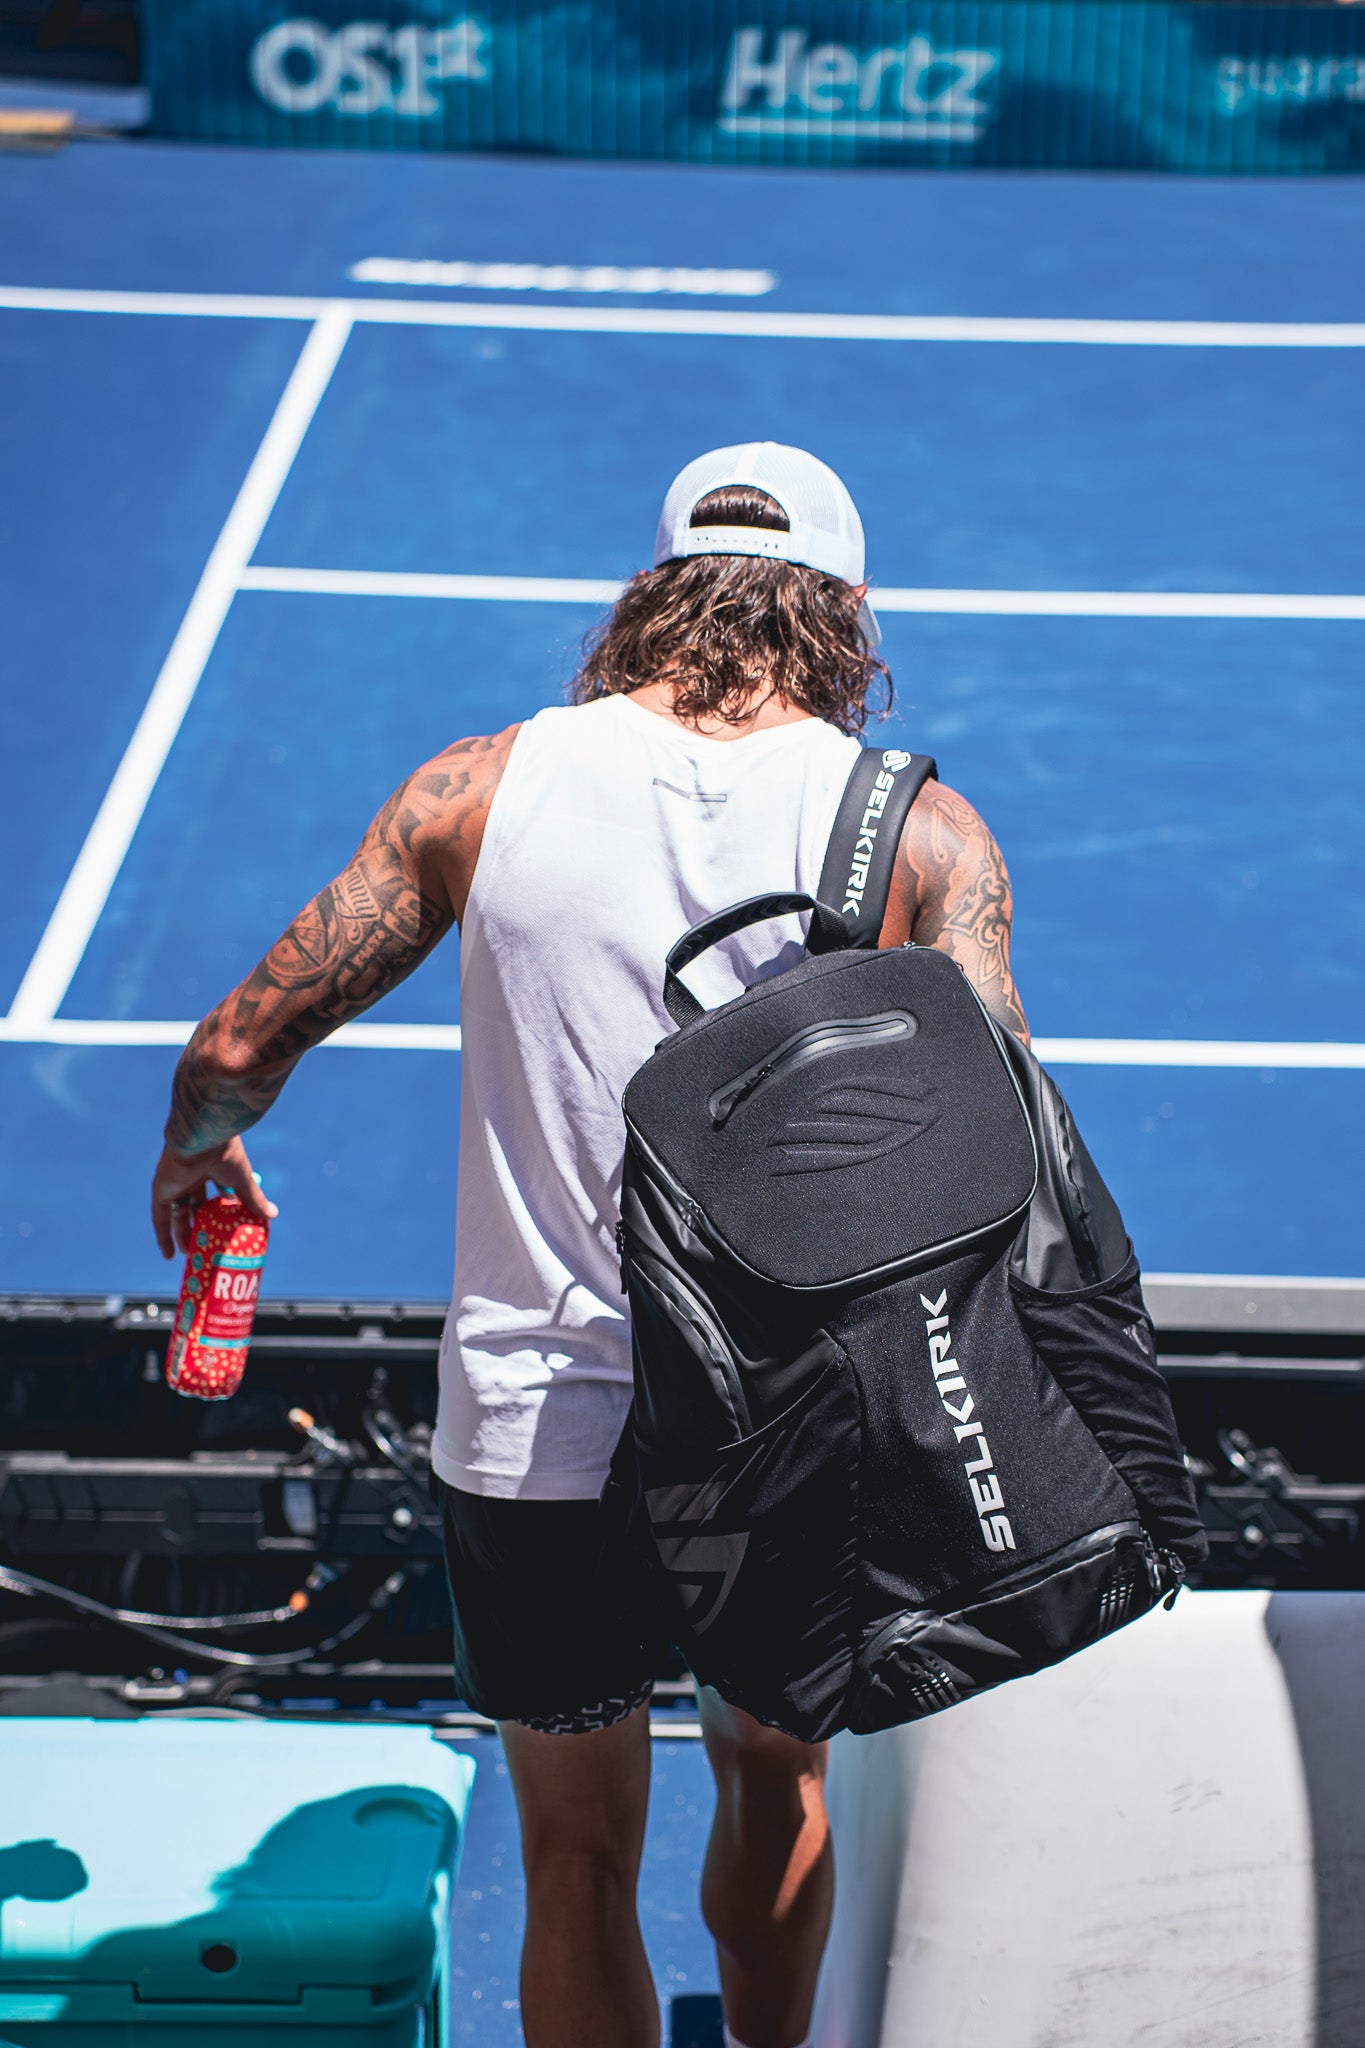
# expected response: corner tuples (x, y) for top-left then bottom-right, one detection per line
(2, 141), (1363, 1298)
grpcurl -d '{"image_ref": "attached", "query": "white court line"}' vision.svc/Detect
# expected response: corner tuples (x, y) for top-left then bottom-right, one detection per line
(239, 564), (1365, 622)
(0, 1018), (462, 1051)
(874, 588), (1365, 622)
(1145, 1271), (1365, 1290)
(6, 284), (1365, 347)
(1, 1017), (1361, 1068)
(1035, 1038), (1365, 1069)
(5, 307), (354, 1032)
(238, 566), (623, 605)
(0, 287), (333, 321)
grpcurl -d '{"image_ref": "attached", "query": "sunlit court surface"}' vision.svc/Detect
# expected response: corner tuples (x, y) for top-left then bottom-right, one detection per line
(4, 146), (1365, 1300)
(3, 136), (1365, 2046)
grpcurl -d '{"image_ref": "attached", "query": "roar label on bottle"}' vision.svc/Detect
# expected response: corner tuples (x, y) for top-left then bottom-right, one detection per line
(166, 1187), (269, 1401)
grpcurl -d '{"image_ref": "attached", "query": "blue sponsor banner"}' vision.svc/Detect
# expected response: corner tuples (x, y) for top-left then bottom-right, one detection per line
(143, 0), (1365, 170)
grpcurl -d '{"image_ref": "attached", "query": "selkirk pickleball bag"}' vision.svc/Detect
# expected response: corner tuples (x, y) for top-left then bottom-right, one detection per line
(606, 747), (1207, 1741)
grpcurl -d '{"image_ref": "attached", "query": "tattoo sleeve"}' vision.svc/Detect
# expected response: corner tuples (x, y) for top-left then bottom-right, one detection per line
(905, 785), (1030, 1044)
(164, 731), (509, 1156)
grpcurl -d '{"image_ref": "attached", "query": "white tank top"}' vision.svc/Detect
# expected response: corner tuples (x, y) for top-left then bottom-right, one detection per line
(433, 693), (860, 1499)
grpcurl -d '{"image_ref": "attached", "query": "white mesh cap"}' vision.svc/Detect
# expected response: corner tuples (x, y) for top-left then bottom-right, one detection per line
(653, 441), (880, 646)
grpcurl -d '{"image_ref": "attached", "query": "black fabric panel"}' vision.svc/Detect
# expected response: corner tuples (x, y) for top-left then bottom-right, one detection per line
(625, 945), (1035, 1289)
(628, 1253), (752, 1447)
(1010, 1258), (1208, 1569)
(841, 1252), (1140, 1621)
(619, 1163), (834, 1437)
(634, 1351), (862, 1742)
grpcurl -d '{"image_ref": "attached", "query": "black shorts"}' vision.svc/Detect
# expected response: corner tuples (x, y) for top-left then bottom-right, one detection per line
(435, 1477), (673, 1734)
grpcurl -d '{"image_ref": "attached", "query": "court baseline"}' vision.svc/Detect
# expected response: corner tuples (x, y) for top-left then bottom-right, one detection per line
(7, 284), (1365, 347)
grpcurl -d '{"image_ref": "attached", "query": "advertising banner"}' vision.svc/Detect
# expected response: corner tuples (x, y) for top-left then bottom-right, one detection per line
(143, 0), (1365, 171)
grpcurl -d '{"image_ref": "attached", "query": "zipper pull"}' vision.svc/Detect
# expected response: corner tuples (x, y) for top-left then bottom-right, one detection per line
(615, 1218), (629, 1294)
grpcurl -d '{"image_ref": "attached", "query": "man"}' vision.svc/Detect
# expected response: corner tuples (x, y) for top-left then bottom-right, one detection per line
(152, 443), (1027, 2048)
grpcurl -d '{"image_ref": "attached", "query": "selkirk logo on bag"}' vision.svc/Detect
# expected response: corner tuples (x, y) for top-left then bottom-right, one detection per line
(608, 747), (1207, 1741)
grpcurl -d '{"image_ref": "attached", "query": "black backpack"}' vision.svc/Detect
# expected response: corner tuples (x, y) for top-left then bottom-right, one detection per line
(608, 746), (1207, 1742)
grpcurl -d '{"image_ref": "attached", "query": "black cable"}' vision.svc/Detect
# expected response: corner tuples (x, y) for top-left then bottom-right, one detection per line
(362, 1407), (421, 1481)
(82, 1590), (304, 1631)
(291, 1385), (440, 1530)
(0, 1562), (406, 1670)
(111, 1553), (293, 1630)
(360, 1409), (443, 1530)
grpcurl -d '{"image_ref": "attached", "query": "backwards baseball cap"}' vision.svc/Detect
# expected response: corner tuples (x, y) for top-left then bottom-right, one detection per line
(653, 441), (880, 647)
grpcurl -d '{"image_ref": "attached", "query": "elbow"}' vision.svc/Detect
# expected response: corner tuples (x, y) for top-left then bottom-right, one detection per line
(214, 1034), (270, 1082)
(180, 1019), (262, 1087)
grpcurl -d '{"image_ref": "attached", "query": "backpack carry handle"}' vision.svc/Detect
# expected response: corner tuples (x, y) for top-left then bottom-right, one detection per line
(663, 893), (850, 1028)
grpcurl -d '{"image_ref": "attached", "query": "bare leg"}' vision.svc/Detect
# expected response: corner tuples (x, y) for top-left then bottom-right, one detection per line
(698, 1687), (834, 2048)
(501, 1701), (659, 2048)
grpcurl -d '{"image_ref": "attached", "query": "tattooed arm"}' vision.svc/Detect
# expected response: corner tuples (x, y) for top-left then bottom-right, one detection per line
(152, 727), (518, 1256)
(879, 781), (1029, 1043)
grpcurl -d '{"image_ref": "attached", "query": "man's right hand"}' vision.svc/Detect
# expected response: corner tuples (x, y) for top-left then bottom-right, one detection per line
(152, 1134), (277, 1259)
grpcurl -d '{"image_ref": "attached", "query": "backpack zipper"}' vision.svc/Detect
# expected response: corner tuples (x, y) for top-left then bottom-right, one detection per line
(707, 1012), (917, 1129)
(856, 1520), (1154, 1677)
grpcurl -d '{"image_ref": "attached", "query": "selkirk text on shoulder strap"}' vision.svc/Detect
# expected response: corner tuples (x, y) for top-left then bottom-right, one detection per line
(817, 745), (938, 948)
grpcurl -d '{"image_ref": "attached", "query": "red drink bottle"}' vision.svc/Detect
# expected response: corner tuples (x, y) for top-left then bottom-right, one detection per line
(166, 1186), (269, 1400)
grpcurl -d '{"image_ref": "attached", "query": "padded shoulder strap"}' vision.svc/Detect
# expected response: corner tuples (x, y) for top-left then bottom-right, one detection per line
(817, 746), (938, 949)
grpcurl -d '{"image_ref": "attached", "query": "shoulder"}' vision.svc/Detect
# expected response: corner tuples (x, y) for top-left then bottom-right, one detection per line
(392, 723), (523, 844)
(378, 724), (522, 922)
(881, 772), (1028, 1038)
(409, 723), (523, 810)
(880, 778), (1006, 945)
(904, 778), (998, 866)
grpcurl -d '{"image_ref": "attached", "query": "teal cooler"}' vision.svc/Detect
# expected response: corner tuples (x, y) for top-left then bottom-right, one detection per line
(0, 1720), (475, 2045)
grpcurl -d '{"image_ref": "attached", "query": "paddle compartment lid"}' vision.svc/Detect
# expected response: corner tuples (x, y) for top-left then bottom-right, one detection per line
(624, 946), (1036, 1291)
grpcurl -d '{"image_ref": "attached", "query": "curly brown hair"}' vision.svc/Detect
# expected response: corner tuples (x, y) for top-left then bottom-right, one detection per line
(570, 485), (891, 736)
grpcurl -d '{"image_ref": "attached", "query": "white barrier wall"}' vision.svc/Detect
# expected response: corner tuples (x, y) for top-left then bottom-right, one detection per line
(815, 1591), (1365, 2048)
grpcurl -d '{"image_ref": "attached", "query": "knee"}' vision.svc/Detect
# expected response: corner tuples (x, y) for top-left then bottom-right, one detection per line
(521, 1833), (641, 1903)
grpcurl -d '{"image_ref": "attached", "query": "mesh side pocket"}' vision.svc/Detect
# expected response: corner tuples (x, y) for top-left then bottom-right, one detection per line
(1009, 1256), (1207, 1570)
